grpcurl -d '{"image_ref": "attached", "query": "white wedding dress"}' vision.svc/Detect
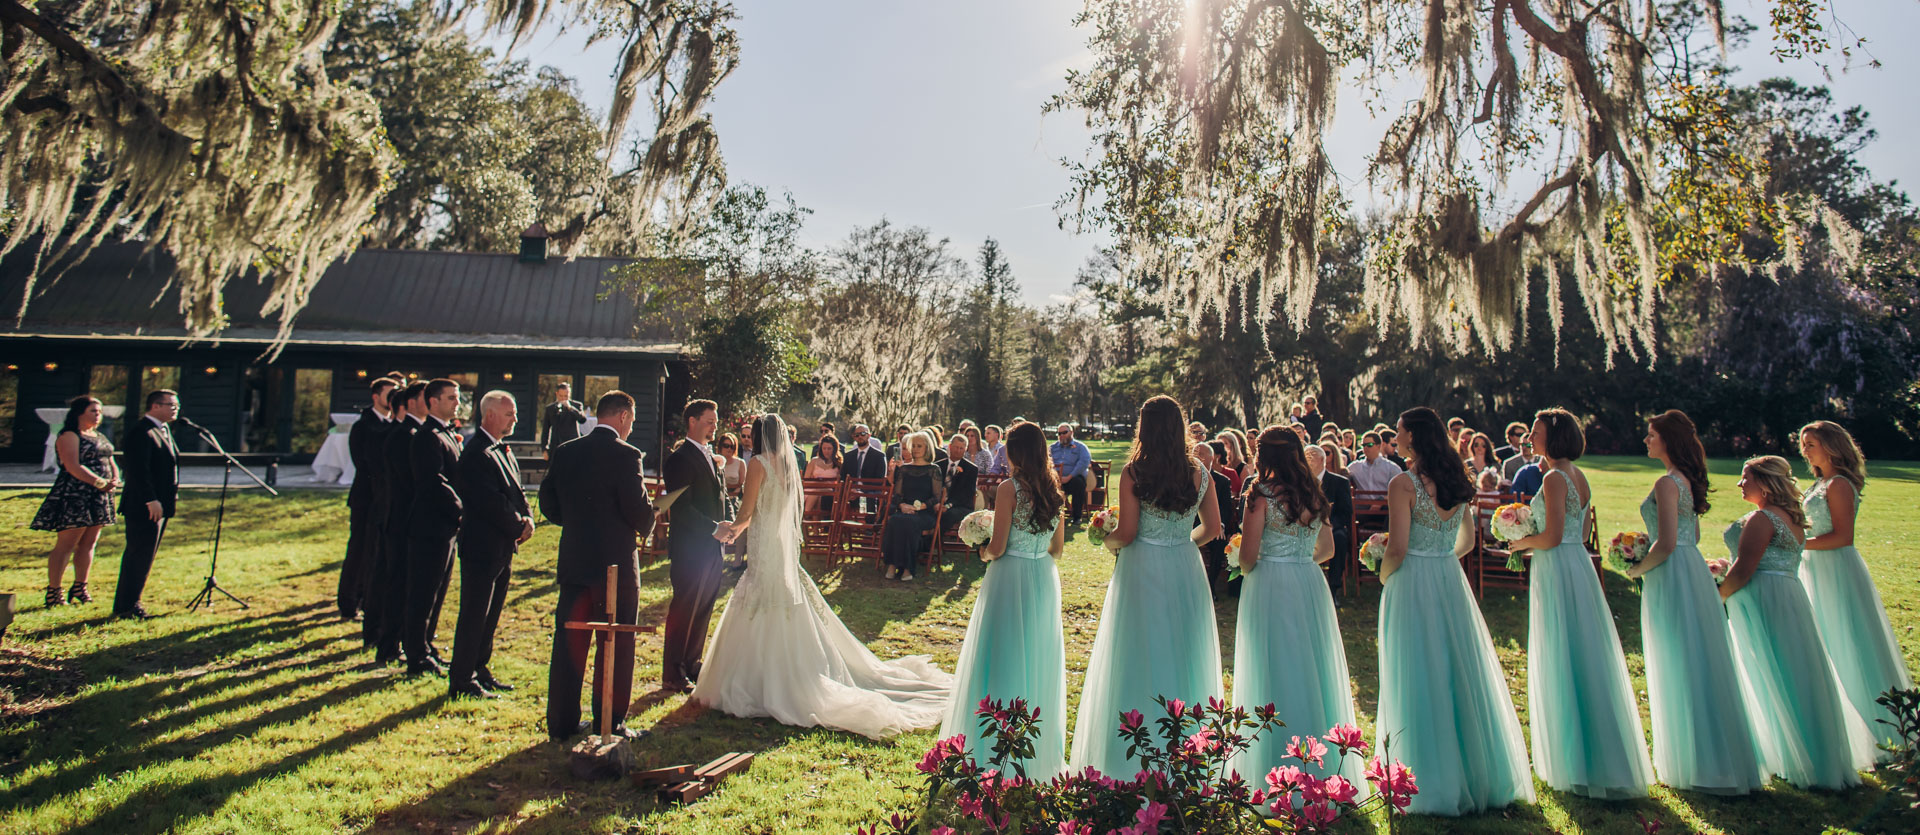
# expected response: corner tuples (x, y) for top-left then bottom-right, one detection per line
(691, 423), (952, 739)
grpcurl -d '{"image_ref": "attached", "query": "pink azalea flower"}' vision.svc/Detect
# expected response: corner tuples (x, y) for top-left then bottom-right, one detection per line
(1320, 775), (1358, 805)
(931, 828), (956, 835)
(955, 792), (983, 819)
(1269, 791), (1295, 816)
(1120, 709), (1145, 731)
(1266, 765), (1305, 792)
(1057, 822), (1092, 835)
(1298, 773), (1326, 802)
(1207, 696), (1227, 712)
(1250, 789), (1266, 805)
(1286, 735), (1329, 767)
(1164, 698), (1186, 718)
(1135, 800), (1169, 829)
(1301, 801), (1338, 826)
(915, 748), (945, 774)
(1181, 729), (1219, 755)
(1324, 723), (1367, 754)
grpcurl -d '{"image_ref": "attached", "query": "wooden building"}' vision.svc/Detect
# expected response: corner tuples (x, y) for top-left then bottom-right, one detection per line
(0, 241), (690, 468)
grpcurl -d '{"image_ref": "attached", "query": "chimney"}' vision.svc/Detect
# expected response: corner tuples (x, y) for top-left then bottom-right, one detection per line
(519, 222), (549, 264)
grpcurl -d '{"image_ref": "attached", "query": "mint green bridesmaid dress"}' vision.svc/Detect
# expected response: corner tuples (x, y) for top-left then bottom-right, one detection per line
(1800, 477), (1913, 755)
(939, 483), (1068, 778)
(1524, 470), (1653, 798)
(1638, 474), (1764, 794)
(1723, 509), (1877, 789)
(1229, 486), (1362, 785)
(1069, 467), (1224, 778)
(1375, 475), (1533, 816)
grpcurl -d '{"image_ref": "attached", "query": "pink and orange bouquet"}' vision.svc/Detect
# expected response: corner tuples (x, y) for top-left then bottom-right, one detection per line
(1086, 505), (1120, 545)
(1706, 557), (1732, 585)
(1607, 530), (1651, 570)
(1488, 502), (1535, 542)
(1359, 532), (1388, 573)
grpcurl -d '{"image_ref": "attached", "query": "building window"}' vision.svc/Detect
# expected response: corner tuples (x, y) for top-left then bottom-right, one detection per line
(0, 365), (15, 448)
(584, 374), (622, 411)
(537, 373), (575, 440)
(88, 365), (129, 409)
(448, 372), (480, 425)
(291, 368), (333, 453)
(140, 366), (181, 399)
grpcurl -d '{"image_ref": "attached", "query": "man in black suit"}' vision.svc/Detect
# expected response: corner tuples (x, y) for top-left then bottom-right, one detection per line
(338, 376), (397, 623)
(373, 381), (426, 663)
(449, 390), (533, 699)
(1193, 442), (1241, 595)
(1306, 445), (1353, 594)
(1300, 395), (1325, 436)
(661, 398), (728, 692)
(541, 390), (655, 739)
(939, 433), (979, 532)
(114, 388), (181, 619)
(403, 379), (463, 676)
(358, 373), (404, 646)
(541, 382), (587, 455)
(841, 424), (886, 480)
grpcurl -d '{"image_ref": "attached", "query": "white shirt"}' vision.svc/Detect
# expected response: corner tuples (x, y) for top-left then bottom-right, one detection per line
(1347, 456), (1404, 494)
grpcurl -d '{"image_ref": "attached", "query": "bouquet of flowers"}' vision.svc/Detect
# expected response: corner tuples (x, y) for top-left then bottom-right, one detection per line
(1488, 502), (1534, 542)
(1706, 557), (1732, 585)
(957, 510), (996, 548)
(1359, 533), (1388, 573)
(1224, 533), (1247, 582)
(1086, 505), (1121, 545)
(1608, 531), (1651, 570)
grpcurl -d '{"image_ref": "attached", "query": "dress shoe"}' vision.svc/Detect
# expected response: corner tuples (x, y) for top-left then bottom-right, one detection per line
(406, 658), (447, 678)
(373, 649), (402, 667)
(662, 680), (693, 694)
(550, 720), (591, 742)
(113, 606), (151, 620)
(476, 674), (514, 692)
(684, 662), (703, 684)
(449, 682), (497, 700)
(609, 725), (650, 740)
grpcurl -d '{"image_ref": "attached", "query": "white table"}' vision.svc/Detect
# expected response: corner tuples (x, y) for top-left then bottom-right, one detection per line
(310, 413), (359, 484)
(38, 406), (127, 472)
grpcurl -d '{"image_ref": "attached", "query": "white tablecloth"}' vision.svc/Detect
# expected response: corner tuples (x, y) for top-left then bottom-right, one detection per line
(38, 406), (126, 472)
(311, 432), (354, 484)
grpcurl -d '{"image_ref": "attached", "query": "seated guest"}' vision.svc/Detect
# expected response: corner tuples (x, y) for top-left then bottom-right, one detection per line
(887, 424), (911, 460)
(1500, 438), (1536, 485)
(1214, 430), (1249, 494)
(1494, 421), (1527, 461)
(1304, 444), (1352, 594)
(1319, 440), (1349, 478)
(1050, 423), (1092, 525)
(1380, 429), (1408, 469)
(980, 424), (1007, 474)
(1188, 421), (1210, 444)
(1346, 432), (1403, 495)
(1476, 469), (1502, 491)
(812, 422), (836, 458)
(963, 426), (986, 471)
(805, 436), (842, 517)
(718, 433), (746, 498)
(841, 425), (886, 479)
(1466, 432), (1499, 482)
(786, 425), (807, 475)
(1511, 455), (1546, 501)
(1446, 415), (1467, 445)
(882, 432), (944, 581)
(1193, 442), (1239, 596)
(941, 434), (979, 530)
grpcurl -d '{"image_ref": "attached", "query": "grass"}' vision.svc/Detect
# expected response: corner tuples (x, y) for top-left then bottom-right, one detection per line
(0, 450), (1913, 834)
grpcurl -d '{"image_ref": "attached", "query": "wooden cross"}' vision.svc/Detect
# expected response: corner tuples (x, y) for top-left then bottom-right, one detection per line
(563, 564), (658, 740)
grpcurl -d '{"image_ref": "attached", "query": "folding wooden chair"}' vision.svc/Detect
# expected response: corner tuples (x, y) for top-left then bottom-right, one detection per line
(1087, 461), (1112, 509)
(1584, 505), (1605, 590)
(800, 478), (844, 567)
(975, 474), (1009, 509)
(838, 477), (892, 570)
(1346, 489), (1389, 598)
(1471, 491), (1526, 599)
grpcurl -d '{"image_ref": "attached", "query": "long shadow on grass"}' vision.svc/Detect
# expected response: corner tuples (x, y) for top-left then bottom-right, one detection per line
(820, 550), (983, 640)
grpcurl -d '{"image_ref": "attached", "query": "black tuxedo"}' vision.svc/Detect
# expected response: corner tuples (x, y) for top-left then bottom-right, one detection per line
(115, 416), (180, 614)
(1199, 470), (1239, 594)
(449, 430), (530, 692)
(939, 457), (979, 533)
(541, 399), (587, 450)
(357, 412), (395, 643)
(539, 427), (654, 735)
(1320, 470), (1354, 591)
(841, 444), (887, 480)
(661, 438), (728, 687)
(338, 406), (387, 620)
(374, 417), (419, 656)
(403, 415), (463, 667)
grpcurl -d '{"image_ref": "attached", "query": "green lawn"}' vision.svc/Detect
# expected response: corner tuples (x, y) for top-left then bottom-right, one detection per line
(0, 453), (1913, 834)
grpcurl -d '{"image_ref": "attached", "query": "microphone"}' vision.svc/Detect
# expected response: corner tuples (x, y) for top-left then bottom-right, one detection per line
(174, 416), (211, 435)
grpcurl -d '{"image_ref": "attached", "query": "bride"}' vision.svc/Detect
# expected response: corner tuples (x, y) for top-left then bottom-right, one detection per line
(692, 413), (952, 738)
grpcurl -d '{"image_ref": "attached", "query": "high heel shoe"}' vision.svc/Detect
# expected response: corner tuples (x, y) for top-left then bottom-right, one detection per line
(45, 586), (65, 607)
(68, 581), (92, 604)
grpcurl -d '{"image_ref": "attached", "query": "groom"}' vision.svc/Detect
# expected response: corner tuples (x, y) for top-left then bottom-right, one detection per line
(661, 398), (729, 693)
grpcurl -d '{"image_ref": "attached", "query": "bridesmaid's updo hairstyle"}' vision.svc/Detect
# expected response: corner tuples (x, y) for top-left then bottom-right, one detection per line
(1004, 422), (1064, 531)
(1397, 407), (1475, 511)
(1249, 426), (1329, 526)
(1128, 395), (1201, 514)
(1648, 409), (1712, 514)
(1742, 455), (1808, 528)
(1798, 419), (1868, 495)
(1533, 407), (1585, 461)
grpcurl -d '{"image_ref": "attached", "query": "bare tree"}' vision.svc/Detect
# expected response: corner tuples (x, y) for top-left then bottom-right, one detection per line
(808, 220), (967, 430)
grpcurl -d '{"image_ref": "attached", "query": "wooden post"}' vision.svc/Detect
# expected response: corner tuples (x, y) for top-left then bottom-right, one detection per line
(600, 563), (616, 739)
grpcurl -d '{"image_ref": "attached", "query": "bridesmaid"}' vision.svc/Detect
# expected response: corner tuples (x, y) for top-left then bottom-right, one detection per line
(1507, 408), (1652, 799)
(939, 422), (1070, 778)
(1229, 427), (1362, 785)
(1797, 420), (1913, 753)
(1070, 395), (1224, 778)
(1720, 456), (1877, 789)
(1374, 407), (1533, 816)
(1623, 410), (1763, 794)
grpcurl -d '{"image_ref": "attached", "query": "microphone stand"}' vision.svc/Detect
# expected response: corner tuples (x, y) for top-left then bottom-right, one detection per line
(183, 422), (278, 611)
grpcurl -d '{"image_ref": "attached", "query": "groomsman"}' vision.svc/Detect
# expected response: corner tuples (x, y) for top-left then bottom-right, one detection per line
(449, 391), (533, 699)
(114, 389), (181, 619)
(541, 391), (654, 739)
(338, 376), (397, 623)
(541, 382), (587, 454)
(403, 379), (463, 676)
(662, 399), (728, 692)
(1305, 445), (1353, 594)
(358, 373), (404, 646)
(374, 381), (425, 663)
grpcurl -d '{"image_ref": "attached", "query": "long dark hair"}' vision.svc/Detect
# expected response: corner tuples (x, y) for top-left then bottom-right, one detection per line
(1128, 395), (1199, 513)
(818, 435), (842, 468)
(1399, 407), (1474, 510)
(60, 395), (99, 437)
(1005, 422), (1064, 531)
(1649, 409), (1712, 514)
(1248, 425), (1328, 525)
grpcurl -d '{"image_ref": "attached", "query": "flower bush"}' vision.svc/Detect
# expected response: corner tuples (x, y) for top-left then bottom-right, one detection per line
(861, 695), (1417, 834)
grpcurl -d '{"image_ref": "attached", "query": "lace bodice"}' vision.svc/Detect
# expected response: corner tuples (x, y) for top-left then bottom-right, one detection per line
(1802, 477), (1853, 539)
(1004, 482), (1057, 557)
(1405, 474), (1463, 554)
(1134, 465), (1209, 545)
(1639, 473), (1699, 546)
(1529, 469), (1587, 545)
(1722, 509), (1804, 574)
(1256, 485), (1321, 563)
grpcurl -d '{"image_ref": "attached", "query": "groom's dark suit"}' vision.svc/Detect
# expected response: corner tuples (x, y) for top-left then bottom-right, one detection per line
(539, 426), (654, 737)
(661, 437), (729, 689)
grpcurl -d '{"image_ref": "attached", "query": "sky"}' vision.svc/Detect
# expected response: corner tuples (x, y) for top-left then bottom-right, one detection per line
(502, 0), (1920, 305)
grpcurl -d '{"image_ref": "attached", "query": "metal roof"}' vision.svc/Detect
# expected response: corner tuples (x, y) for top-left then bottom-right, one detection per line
(0, 242), (684, 355)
